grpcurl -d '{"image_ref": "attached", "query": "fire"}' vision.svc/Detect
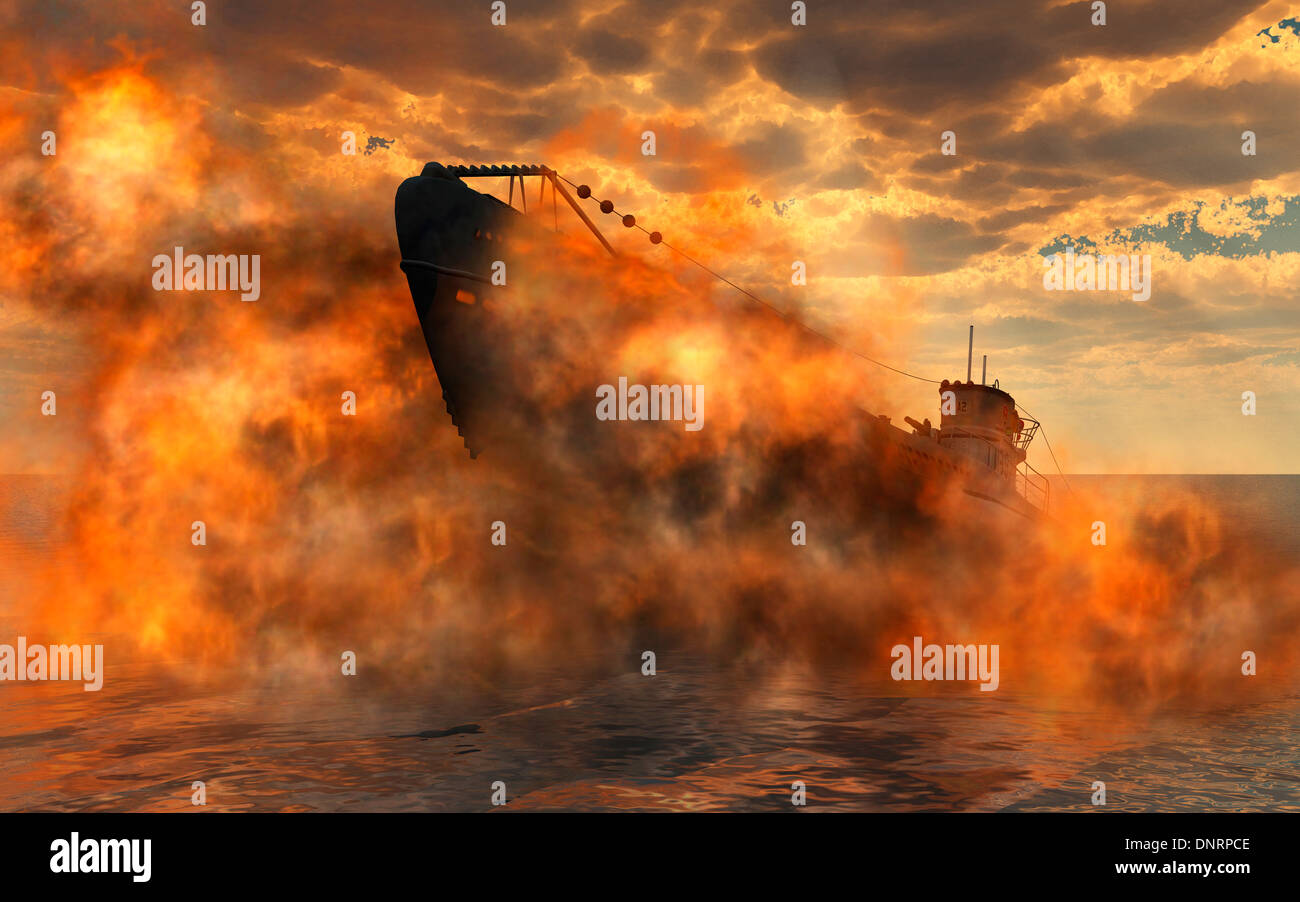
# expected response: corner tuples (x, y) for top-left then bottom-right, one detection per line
(1, 61), (1295, 714)
(58, 62), (209, 231)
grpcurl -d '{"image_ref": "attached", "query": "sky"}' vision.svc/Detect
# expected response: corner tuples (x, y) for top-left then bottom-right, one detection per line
(3, 0), (1300, 473)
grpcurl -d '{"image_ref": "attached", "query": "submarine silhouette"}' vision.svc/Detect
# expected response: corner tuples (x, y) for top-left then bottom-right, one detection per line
(395, 162), (1051, 518)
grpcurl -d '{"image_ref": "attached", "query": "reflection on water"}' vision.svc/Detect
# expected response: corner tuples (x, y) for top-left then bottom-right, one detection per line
(0, 659), (1297, 812)
(0, 475), (63, 565)
(1, 476), (1298, 812)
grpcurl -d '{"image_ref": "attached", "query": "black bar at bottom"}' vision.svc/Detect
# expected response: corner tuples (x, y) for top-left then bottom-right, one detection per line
(0, 812), (1284, 890)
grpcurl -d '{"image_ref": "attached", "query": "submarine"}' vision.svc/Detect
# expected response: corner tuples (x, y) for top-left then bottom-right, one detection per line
(395, 162), (1051, 520)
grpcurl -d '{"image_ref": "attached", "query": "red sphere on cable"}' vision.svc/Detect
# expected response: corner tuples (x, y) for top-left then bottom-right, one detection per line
(576, 184), (591, 198)
(599, 200), (614, 214)
(649, 231), (662, 244)
(622, 214), (635, 227)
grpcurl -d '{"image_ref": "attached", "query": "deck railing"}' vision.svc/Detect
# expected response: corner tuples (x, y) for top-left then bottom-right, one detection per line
(1015, 460), (1050, 513)
(1013, 418), (1040, 452)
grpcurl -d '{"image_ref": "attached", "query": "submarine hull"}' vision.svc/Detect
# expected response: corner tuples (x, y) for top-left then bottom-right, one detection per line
(395, 164), (524, 457)
(394, 163), (1047, 520)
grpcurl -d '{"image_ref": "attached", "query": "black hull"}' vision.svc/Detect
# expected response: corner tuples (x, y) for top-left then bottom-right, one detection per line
(395, 163), (523, 457)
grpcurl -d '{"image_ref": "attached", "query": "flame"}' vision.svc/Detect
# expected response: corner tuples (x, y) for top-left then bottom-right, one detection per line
(1, 63), (1295, 717)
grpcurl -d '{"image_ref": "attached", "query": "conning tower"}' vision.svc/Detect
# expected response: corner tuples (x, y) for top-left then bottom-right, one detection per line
(903, 325), (1049, 512)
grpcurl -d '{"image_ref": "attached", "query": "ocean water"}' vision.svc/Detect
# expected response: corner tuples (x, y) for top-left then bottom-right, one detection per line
(1054, 474), (1300, 552)
(0, 474), (1297, 812)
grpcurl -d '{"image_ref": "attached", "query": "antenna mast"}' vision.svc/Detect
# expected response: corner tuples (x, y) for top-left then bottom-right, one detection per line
(967, 325), (974, 382)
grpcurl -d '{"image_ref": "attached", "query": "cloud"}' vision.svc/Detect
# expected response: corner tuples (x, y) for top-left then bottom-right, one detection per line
(846, 212), (1004, 275)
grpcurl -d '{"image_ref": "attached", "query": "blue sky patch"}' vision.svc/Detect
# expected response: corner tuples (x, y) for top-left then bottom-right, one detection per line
(1039, 195), (1300, 259)
(1257, 16), (1300, 46)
